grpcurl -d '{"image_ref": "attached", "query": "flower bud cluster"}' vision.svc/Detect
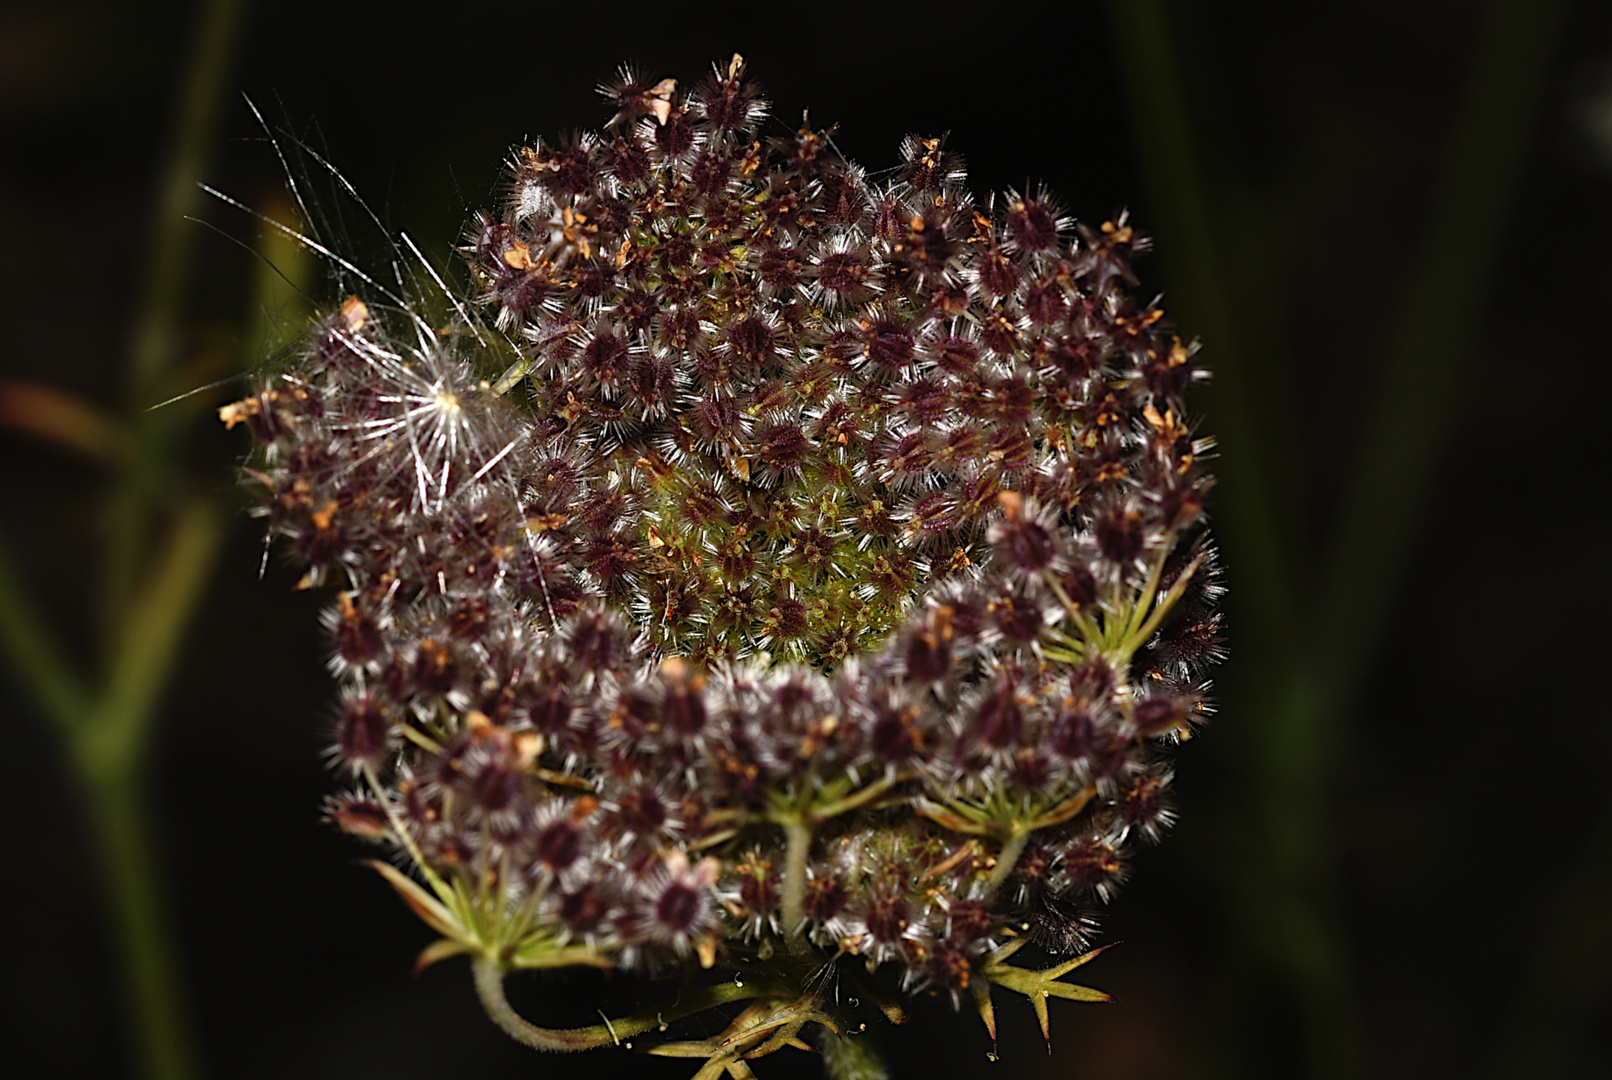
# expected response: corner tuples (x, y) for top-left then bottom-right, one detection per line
(228, 56), (1223, 1042)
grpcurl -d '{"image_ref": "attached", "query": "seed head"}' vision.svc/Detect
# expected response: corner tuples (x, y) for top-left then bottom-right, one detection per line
(226, 55), (1223, 1069)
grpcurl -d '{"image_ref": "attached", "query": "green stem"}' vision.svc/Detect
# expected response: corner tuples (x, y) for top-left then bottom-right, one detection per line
(128, 0), (247, 394)
(4, 6), (247, 1080)
(472, 958), (624, 1052)
(1122, 550), (1204, 657)
(0, 531), (88, 726)
(812, 774), (903, 820)
(1041, 568), (1101, 648)
(107, 0), (246, 639)
(70, 500), (223, 1080)
(471, 959), (778, 1053)
(986, 831), (1029, 894)
(818, 1028), (891, 1080)
(78, 501), (224, 774)
(81, 764), (199, 1080)
(1313, 0), (1568, 703)
(779, 820), (813, 950)
(1121, 542), (1171, 645)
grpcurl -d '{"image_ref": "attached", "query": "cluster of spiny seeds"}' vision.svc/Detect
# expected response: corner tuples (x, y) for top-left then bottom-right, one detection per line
(225, 57), (1223, 1065)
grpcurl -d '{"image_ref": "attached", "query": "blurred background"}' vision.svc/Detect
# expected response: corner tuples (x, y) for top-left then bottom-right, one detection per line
(2, 0), (1609, 1077)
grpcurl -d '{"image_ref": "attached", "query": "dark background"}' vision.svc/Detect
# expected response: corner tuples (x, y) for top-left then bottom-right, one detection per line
(3, 0), (1610, 1077)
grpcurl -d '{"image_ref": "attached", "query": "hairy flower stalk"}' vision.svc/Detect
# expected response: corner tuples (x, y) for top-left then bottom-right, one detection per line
(223, 56), (1223, 1074)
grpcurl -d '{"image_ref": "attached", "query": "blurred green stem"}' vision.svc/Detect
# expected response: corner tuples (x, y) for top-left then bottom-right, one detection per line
(74, 501), (227, 777)
(1103, 0), (1299, 649)
(107, 0), (246, 639)
(0, 500), (223, 1080)
(1108, 0), (1564, 1075)
(0, 537), (88, 724)
(84, 767), (195, 1080)
(1313, 0), (1568, 696)
(819, 1029), (891, 1080)
(0, 1), (246, 1079)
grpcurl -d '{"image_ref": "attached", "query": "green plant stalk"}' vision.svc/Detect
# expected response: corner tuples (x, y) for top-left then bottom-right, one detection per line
(985, 831), (1029, 893)
(471, 958), (785, 1053)
(0, 535), (88, 727)
(1313, 0), (1568, 698)
(96, 0), (246, 1070)
(1108, 0), (1566, 1076)
(817, 1028), (891, 1080)
(0, 2), (247, 1078)
(77, 503), (225, 774)
(779, 819), (814, 948)
(106, 0), (246, 639)
(80, 764), (196, 1080)
(81, 502), (224, 1080)
(2, 499), (223, 1080)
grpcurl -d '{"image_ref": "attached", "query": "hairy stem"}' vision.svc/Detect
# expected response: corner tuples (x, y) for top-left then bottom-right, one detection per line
(472, 958), (625, 1052)
(471, 958), (778, 1053)
(779, 820), (813, 951)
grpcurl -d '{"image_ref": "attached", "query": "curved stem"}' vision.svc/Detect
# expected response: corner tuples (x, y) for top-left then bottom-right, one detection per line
(471, 958), (782, 1053)
(473, 958), (621, 1052)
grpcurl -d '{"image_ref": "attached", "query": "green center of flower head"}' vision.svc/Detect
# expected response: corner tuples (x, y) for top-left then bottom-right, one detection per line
(226, 55), (1224, 1071)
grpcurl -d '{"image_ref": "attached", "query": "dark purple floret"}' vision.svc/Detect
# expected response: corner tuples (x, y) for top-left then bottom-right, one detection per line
(993, 516), (1056, 571)
(654, 882), (703, 934)
(536, 820), (584, 870)
(1007, 196), (1060, 253)
(333, 695), (391, 769)
(1096, 506), (1145, 565)
(865, 894), (910, 946)
(470, 759), (521, 812)
(972, 682), (1024, 749)
(614, 785), (669, 836)
(560, 885), (607, 933)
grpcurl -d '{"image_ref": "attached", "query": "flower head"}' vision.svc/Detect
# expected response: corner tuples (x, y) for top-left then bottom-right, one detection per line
(226, 55), (1223, 1073)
